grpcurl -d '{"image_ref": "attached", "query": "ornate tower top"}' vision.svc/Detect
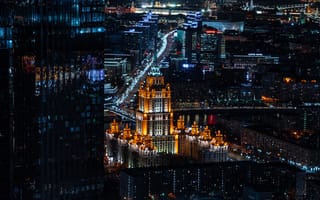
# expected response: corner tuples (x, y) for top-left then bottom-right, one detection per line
(190, 121), (200, 136)
(136, 62), (173, 137)
(130, 133), (142, 146)
(176, 115), (185, 130)
(215, 130), (224, 144)
(211, 130), (227, 146)
(200, 126), (212, 141)
(148, 65), (162, 77)
(120, 123), (132, 141)
(109, 119), (120, 135)
(140, 135), (156, 151)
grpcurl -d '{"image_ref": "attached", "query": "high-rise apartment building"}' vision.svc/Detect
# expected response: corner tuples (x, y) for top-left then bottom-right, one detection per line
(176, 12), (225, 69)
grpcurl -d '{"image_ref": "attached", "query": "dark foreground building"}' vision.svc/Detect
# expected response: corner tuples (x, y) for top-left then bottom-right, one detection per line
(1, 1), (106, 199)
(0, 2), (15, 199)
(120, 161), (306, 200)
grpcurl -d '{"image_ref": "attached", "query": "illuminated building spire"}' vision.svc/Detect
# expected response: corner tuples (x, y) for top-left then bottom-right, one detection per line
(141, 135), (156, 151)
(200, 126), (212, 141)
(148, 64), (162, 76)
(177, 115), (185, 130)
(137, 62), (172, 137)
(214, 130), (224, 145)
(110, 119), (120, 135)
(130, 133), (142, 146)
(120, 123), (132, 140)
(191, 121), (200, 136)
(210, 130), (227, 147)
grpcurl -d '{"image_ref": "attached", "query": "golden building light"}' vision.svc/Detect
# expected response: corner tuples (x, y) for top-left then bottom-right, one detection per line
(109, 119), (120, 135)
(191, 121), (200, 136)
(120, 123), (132, 141)
(199, 126), (212, 141)
(136, 65), (173, 136)
(176, 115), (185, 130)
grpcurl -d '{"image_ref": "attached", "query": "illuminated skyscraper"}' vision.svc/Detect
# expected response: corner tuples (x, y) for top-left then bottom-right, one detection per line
(105, 65), (177, 167)
(105, 65), (229, 167)
(136, 66), (177, 153)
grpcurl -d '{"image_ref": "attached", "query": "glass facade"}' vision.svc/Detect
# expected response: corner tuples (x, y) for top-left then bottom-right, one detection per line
(36, 54), (104, 199)
(0, 3), (14, 199)
(1, 0), (106, 199)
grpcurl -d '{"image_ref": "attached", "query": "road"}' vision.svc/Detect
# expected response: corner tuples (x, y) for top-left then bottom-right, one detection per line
(105, 30), (175, 118)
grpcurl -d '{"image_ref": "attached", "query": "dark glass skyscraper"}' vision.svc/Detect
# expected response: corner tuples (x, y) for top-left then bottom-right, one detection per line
(0, 1), (106, 199)
(0, 2), (14, 199)
(35, 55), (105, 199)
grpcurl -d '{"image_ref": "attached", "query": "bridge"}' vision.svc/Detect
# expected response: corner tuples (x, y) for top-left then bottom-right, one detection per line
(105, 105), (299, 123)
(172, 106), (300, 119)
(275, 3), (307, 11)
(104, 106), (135, 122)
(173, 106), (298, 112)
(306, 13), (320, 24)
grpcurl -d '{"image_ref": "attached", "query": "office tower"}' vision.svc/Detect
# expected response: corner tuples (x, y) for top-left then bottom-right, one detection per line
(185, 12), (202, 64)
(120, 12), (158, 65)
(138, 12), (159, 51)
(133, 24), (151, 53)
(199, 26), (219, 70)
(33, 55), (105, 199)
(2, 1), (106, 199)
(0, 3), (14, 198)
(176, 12), (202, 64)
(122, 29), (144, 64)
(0, 48), (11, 199)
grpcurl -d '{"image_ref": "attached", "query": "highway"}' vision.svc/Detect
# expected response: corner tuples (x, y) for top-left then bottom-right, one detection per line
(105, 30), (175, 119)
(105, 29), (299, 120)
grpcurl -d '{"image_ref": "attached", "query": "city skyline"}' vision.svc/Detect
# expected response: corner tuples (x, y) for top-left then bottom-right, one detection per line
(1, 0), (320, 199)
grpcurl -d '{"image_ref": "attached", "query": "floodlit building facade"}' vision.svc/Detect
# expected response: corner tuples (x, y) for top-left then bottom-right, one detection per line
(105, 65), (229, 167)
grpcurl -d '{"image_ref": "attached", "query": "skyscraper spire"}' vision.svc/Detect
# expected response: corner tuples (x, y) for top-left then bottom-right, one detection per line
(148, 65), (162, 76)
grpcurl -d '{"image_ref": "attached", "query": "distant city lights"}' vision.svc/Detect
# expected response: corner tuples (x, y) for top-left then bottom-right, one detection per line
(182, 63), (195, 69)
